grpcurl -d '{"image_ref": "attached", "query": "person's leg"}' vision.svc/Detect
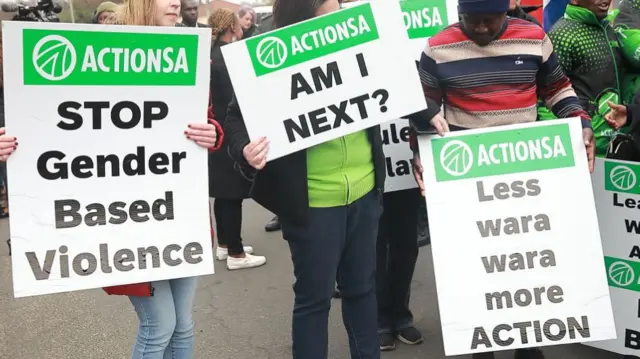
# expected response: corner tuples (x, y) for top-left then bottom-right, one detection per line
(129, 281), (176, 359)
(165, 277), (197, 359)
(265, 215), (281, 232)
(375, 202), (395, 350)
(282, 206), (347, 359)
(386, 190), (422, 344)
(338, 190), (383, 359)
(214, 198), (244, 255)
(214, 198), (263, 269)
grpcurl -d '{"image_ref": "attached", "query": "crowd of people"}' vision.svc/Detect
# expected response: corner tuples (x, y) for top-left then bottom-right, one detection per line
(0, 0), (639, 358)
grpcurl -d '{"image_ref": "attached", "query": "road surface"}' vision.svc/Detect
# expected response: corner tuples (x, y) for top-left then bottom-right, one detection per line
(0, 201), (621, 358)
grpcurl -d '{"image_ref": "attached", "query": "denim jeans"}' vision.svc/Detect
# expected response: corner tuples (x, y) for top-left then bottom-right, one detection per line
(129, 277), (197, 359)
(376, 189), (420, 334)
(282, 190), (382, 359)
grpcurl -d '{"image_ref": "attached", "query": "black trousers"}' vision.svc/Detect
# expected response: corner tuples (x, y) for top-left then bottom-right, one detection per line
(376, 188), (421, 334)
(213, 198), (244, 255)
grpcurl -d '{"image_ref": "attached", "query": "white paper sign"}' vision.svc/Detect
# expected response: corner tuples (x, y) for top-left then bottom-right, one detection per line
(381, 119), (416, 192)
(3, 22), (214, 298)
(418, 119), (616, 356)
(585, 158), (640, 355)
(222, 0), (426, 160)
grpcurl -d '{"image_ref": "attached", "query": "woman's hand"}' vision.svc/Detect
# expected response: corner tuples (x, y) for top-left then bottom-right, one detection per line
(185, 123), (217, 149)
(606, 101), (628, 130)
(0, 128), (17, 161)
(243, 137), (269, 170)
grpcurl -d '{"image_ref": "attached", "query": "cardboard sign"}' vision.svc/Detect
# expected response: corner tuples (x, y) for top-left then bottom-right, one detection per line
(341, 0), (459, 193)
(586, 158), (640, 355)
(344, 0), (458, 60)
(222, 0), (426, 160)
(3, 22), (214, 298)
(381, 119), (416, 192)
(417, 119), (616, 356)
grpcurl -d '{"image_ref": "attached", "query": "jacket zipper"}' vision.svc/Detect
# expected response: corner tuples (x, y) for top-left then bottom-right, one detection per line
(341, 136), (349, 203)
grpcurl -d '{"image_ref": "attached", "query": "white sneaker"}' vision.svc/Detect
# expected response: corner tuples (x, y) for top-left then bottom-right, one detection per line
(227, 253), (267, 270)
(216, 246), (254, 260)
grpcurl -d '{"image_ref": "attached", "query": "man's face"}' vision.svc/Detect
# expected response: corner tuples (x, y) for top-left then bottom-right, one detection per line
(181, 1), (198, 24)
(460, 13), (507, 46)
(573, 0), (612, 19)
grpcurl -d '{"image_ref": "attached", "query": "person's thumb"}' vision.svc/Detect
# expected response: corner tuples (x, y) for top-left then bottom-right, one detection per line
(608, 101), (624, 112)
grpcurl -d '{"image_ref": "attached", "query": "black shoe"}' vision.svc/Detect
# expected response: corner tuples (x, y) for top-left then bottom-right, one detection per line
(265, 216), (281, 232)
(332, 289), (341, 299)
(514, 348), (545, 359)
(472, 353), (495, 359)
(396, 327), (424, 345)
(380, 333), (396, 351)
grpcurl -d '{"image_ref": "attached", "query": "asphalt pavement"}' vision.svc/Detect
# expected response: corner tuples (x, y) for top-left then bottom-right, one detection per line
(0, 201), (622, 358)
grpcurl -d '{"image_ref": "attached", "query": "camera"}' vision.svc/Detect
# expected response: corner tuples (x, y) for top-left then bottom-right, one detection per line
(0, 0), (62, 22)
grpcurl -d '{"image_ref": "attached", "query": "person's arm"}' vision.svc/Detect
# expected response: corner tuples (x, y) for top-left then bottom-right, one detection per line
(626, 104), (640, 133)
(223, 94), (256, 179)
(537, 34), (592, 128)
(409, 45), (445, 153)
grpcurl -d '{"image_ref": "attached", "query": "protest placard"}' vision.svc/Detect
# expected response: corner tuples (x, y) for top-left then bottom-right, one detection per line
(2, 22), (214, 298)
(417, 119), (616, 355)
(586, 158), (640, 355)
(381, 119), (415, 192)
(222, 0), (426, 160)
(400, 0), (457, 60)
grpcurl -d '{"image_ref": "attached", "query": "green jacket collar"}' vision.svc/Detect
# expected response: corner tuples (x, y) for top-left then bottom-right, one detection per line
(564, 4), (617, 26)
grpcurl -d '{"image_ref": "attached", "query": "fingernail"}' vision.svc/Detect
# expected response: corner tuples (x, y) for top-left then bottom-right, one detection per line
(188, 124), (193, 128)
(184, 131), (188, 135)
(186, 135), (191, 139)
(15, 142), (18, 146)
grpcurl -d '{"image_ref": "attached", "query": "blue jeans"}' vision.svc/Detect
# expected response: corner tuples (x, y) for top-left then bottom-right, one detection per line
(282, 190), (382, 359)
(129, 277), (197, 359)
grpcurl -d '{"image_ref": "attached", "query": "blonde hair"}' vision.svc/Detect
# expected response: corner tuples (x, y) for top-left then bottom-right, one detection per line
(108, 0), (157, 26)
(208, 8), (238, 42)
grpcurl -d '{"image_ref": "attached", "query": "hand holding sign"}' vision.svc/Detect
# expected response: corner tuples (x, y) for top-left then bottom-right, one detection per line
(0, 128), (17, 161)
(185, 123), (217, 149)
(243, 136), (269, 170)
(430, 114), (449, 137)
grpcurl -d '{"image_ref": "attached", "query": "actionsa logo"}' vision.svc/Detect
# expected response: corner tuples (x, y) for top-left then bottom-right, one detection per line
(255, 36), (288, 69)
(439, 140), (473, 177)
(32, 35), (77, 81)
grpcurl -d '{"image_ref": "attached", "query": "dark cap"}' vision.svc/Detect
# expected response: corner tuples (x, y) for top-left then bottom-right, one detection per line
(458, 0), (510, 13)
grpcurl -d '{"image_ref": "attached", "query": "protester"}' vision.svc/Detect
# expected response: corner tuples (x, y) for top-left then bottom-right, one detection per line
(410, 0), (595, 357)
(508, 0), (541, 25)
(238, 5), (260, 38)
(92, 1), (118, 24)
(225, 0), (384, 356)
(376, 188), (423, 351)
(544, 0), (571, 30)
(0, 27), (7, 257)
(179, 0), (207, 27)
(208, 8), (266, 270)
(546, 0), (623, 154)
(2, 1), (224, 358)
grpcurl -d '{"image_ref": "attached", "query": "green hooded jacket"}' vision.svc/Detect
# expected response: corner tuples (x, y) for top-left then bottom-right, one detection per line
(539, 5), (625, 155)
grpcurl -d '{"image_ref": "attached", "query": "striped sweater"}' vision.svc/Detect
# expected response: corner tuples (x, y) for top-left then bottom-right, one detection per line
(411, 18), (591, 149)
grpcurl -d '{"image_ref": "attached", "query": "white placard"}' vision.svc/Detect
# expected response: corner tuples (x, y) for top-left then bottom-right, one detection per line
(381, 119), (416, 192)
(418, 119), (616, 356)
(222, 0), (426, 160)
(585, 158), (640, 355)
(3, 22), (214, 298)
